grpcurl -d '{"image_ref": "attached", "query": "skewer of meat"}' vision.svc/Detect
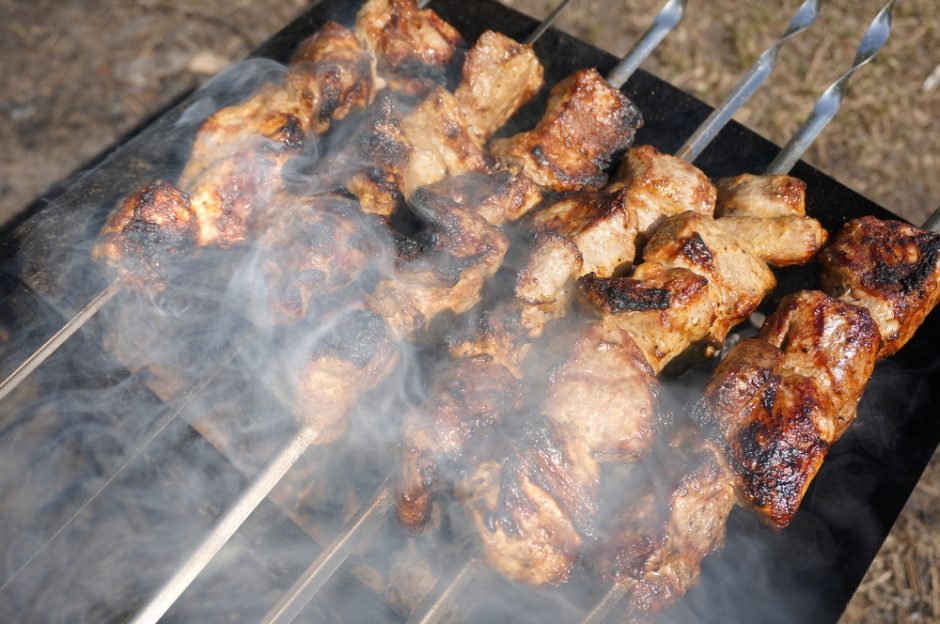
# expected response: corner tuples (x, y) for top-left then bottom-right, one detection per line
(587, 216), (939, 623)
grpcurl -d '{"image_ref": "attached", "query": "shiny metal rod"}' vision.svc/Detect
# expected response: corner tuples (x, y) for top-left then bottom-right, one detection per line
(130, 427), (316, 624)
(580, 582), (630, 624)
(923, 206), (940, 233)
(606, 0), (687, 88)
(675, 0), (820, 163)
(766, 0), (896, 174)
(0, 281), (120, 402)
(406, 559), (481, 624)
(262, 484), (394, 624)
(0, 338), (244, 596)
(525, 0), (576, 45)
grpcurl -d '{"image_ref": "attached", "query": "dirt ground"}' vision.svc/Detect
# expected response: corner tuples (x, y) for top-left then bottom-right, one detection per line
(0, 0), (938, 621)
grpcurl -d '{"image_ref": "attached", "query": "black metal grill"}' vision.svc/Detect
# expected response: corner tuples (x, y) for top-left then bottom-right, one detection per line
(0, 0), (937, 622)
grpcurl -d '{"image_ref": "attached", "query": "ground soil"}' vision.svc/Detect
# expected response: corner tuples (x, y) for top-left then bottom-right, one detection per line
(0, 0), (938, 621)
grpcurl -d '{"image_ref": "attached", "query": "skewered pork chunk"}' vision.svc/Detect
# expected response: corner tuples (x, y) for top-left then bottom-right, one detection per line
(460, 416), (599, 586)
(587, 427), (735, 618)
(491, 69), (643, 192)
(354, 0), (462, 95)
(515, 189), (638, 335)
(819, 216), (940, 357)
(454, 30), (545, 142)
(608, 145), (716, 238)
(292, 306), (401, 445)
(400, 87), (488, 198)
(419, 170), (543, 227)
(93, 181), (195, 291)
(250, 194), (391, 325)
(691, 291), (881, 529)
(715, 173), (828, 266)
(643, 212), (777, 351)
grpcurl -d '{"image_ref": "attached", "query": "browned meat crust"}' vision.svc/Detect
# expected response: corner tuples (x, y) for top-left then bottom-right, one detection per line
(491, 69), (643, 192)
(354, 0), (462, 95)
(819, 216), (940, 357)
(92, 181), (196, 291)
(455, 30), (545, 142)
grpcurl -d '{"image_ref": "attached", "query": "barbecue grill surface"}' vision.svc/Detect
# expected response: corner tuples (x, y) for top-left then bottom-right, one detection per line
(0, 1), (938, 622)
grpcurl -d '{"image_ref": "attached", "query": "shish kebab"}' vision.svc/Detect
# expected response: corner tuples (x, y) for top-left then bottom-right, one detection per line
(0, 0), (470, 401)
(581, 5), (903, 622)
(126, 5), (677, 624)
(396, 0), (824, 589)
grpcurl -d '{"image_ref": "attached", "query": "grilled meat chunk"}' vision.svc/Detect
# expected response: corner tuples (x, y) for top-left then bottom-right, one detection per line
(578, 263), (716, 375)
(292, 306), (400, 444)
(643, 212), (777, 350)
(420, 170), (543, 227)
(516, 189), (638, 335)
(93, 181), (196, 290)
(608, 145), (716, 238)
(715, 173), (827, 266)
(289, 21), (382, 134)
(692, 291), (880, 528)
(250, 194), (389, 325)
(543, 323), (659, 461)
(455, 30), (545, 142)
(400, 87), (488, 198)
(355, 0), (462, 95)
(459, 417), (599, 586)
(819, 216), (940, 357)
(398, 356), (524, 531)
(491, 69), (643, 192)
(586, 428), (735, 619)
(715, 173), (807, 218)
(369, 190), (509, 337)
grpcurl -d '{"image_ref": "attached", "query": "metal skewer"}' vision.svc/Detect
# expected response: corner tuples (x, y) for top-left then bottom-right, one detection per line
(405, 558), (482, 624)
(675, 0), (821, 163)
(767, 0), (896, 174)
(606, 0), (687, 88)
(582, 8), (899, 621)
(0, 337), (246, 595)
(130, 426), (317, 624)
(261, 482), (394, 624)
(0, 280), (120, 402)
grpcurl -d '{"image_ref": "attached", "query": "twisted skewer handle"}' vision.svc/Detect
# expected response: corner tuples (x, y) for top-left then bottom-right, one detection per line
(766, 0), (896, 174)
(606, 0), (687, 88)
(675, 0), (821, 163)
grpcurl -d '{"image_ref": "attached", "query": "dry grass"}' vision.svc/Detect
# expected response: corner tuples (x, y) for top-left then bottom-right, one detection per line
(0, 0), (938, 621)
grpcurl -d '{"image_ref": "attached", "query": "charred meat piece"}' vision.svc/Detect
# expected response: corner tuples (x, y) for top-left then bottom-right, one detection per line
(586, 427), (735, 619)
(400, 87), (488, 198)
(577, 262), (716, 375)
(323, 93), (412, 217)
(454, 30), (545, 142)
(608, 145), (716, 238)
(368, 190), (509, 338)
(691, 291), (880, 529)
(289, 21), (383, 134)
(491, 69), (643, 192)
(543, 323), (659, 461)
(819, 216), (940, 357)
(292, 306), (401, 444)
(715, 173), (827, 266)
(516, 188), (638, 335)
(93, 181), (196, 290)
(355, 0), (462, 95)
(643, 212), (777, 350)
(398, 357), (524, 531)
(251, 194), (391, 326)
(420, 170), (543, 227)
(459, 417), (599, 586)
